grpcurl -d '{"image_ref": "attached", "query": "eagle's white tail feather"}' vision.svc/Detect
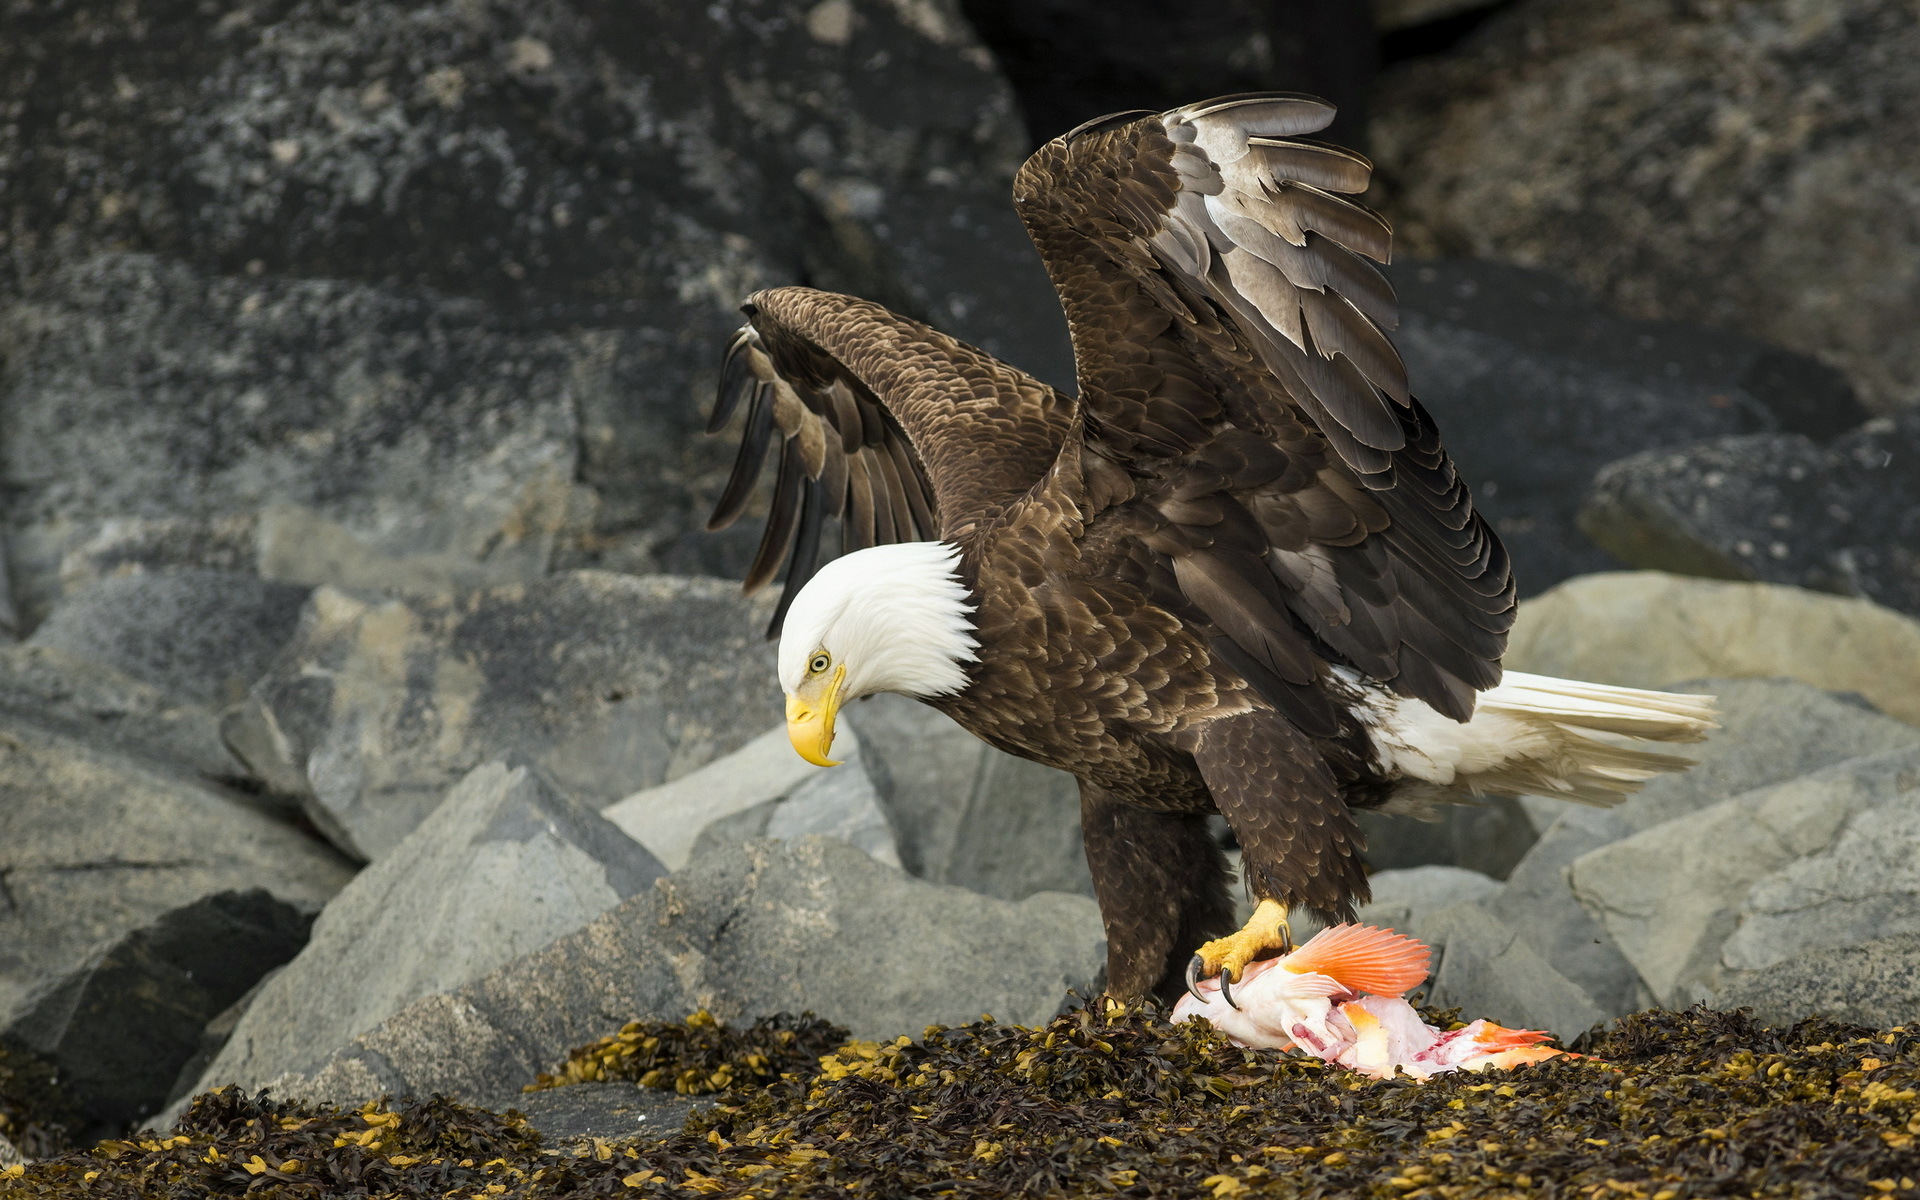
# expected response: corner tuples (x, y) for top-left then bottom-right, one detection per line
(1365, 672), (1719, 810)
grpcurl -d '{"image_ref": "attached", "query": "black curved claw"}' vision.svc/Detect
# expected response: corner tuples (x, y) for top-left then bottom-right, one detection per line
(1185, 954), (1208, 1006)
(1219, 970), (1240, 1011)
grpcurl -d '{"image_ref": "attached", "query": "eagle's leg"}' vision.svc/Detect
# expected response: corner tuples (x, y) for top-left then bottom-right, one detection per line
(1184, 710), (1369, 1007)
(1078, 779), (1235, 1006)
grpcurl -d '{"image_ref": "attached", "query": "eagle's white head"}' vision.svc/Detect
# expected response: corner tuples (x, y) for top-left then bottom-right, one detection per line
(777, 541), (980, 766)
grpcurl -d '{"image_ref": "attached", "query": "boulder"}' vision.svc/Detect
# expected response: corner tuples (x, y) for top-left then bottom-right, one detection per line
(0, 644), (247, 785)
(177, 763), (662, 1116)
(7, 890), (312, 1133)
(226, 573), (781, 861)
(238, 837), (1105, 1108)
(1715, 934), (1920, 1029)
(0, 254), (592, 626)
(679, 732), (903, 871)
(1571, 747), (1920, 1009)
(1505, 572), (1920, 728)
(1580, 414), (1920, 617)
(1357, 795), (1537, 880)
(1354, 864), (1504, 950)
(607, 724), (858, 871)
(1719, 791), (1920, 978)
(0, 1), (1072, 584)
(1388, 259), (1864, 595)
(507, 1082), (711, 1145)
(935, 743), (1093, 902)
(1424, 903), (1607, 1044)
(28, 570), (310, 709)
(841, 693), (986, 880)
(1489, 678), (1920, 1019)
(0, 716), (352, 1039)
(1372, 0), (1920, 412)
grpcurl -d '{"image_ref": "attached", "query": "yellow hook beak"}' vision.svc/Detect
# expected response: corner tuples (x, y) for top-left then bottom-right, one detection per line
(785, 664), (846, 767)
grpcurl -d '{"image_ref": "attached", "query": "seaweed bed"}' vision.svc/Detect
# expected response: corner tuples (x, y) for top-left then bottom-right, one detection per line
(6, 1004), (1919, 1198)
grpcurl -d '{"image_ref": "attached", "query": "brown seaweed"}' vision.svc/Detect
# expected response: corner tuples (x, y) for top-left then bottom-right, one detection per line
(8, 1004), (1918, 1198)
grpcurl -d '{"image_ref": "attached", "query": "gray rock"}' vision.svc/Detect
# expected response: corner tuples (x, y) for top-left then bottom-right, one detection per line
(0, 1), (1072, 587)
(1358, 794), (1538, 880)
(1372, 0), (1920, 412)
(163, 967), (286, 1118)
(842, 694), (985, 879)
(1505, 571), (1920, 729)
(7, 890), (312, 1133)
(1492, 678), (1920, 1018)
(1387, 258), (1863, 595)
(1716, 934), (1920, 1029)
(1581, 414), (1920, 617)
(0, 644), (248, 784)
(29, 570), (310, 709)
(0, 717), (352, 1037)
(607, 724), (860, 871)
(180, 762), (662, 1113)
(0, 1131), (21, 1167)
(736, 692), (1091, 900)
(1720, 791), (1920, 977)
(0, 254), (592, 626)
(1354, 865), (1504, 950)
(1572, 746), (1920, 1008)
(507, 1082), (711, 1145)
(0, 0), (1068, 376)
(250, 837), (1104, 1107)
(763, 759), (900, 870)
(1425, 903), (1607, 1044)
(936, 745), (1093, 902)
(228, 573), (781, 861)
(680, 742), (902, 871)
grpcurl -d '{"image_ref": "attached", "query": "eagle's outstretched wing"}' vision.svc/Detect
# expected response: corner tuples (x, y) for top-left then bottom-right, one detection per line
(1015, 94), (1515, 725)
(706, 289), (1072, 633)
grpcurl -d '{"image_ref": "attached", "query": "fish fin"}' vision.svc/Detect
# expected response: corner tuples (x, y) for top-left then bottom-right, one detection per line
(1461, 1046), (1566, 1071)
(1281, 923), (1431, 996)
(1468, 1021), (1556, 1050)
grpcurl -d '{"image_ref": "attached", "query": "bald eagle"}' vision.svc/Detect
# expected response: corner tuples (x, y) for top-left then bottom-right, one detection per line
(706, 93), (1715, 1005)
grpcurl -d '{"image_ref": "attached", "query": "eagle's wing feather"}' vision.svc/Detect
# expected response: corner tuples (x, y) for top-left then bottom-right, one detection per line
(708, 289), (1071, 633)
(1017, 93), (1514, 722)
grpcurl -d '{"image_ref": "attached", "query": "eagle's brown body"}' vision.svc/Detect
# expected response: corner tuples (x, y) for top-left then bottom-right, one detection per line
(709, 95), (1515, 1001)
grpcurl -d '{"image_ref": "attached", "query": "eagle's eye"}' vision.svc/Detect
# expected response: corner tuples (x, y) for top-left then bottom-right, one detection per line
(808, 652), (831, 675)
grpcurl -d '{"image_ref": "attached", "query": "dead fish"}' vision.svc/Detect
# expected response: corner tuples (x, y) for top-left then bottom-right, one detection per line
(1170, 923), (1573, 1079)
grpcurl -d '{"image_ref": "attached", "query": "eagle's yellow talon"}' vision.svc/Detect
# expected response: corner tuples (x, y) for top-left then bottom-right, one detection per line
(1193, 898), (1294, 990)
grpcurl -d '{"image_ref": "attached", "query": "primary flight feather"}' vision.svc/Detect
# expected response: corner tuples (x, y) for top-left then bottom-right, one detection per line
(707, 92), (1716, 1004)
